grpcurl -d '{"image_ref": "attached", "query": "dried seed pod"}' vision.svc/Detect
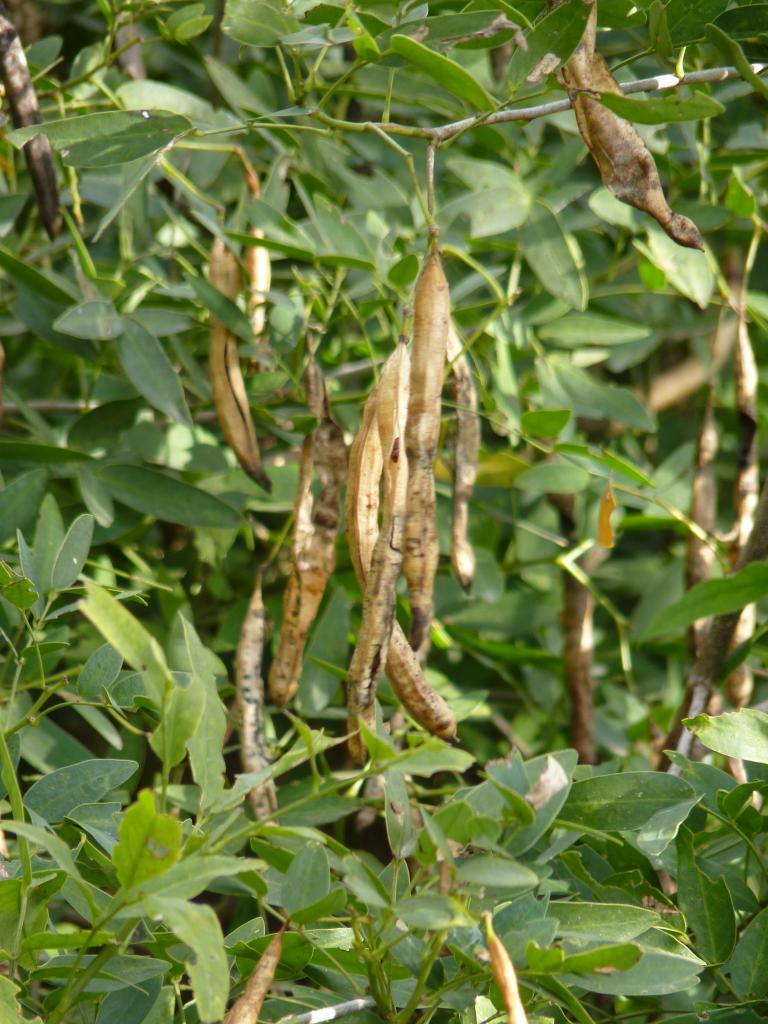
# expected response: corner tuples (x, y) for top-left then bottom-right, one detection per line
(347, 343), (410, 762)
(346, 382), (384, 587)
(597, 478), (617, 549)
(346, 344), (457, 752)
(236, 571), (278, 819)
(209, 239), (271, 491)
(482, 912), (529, 1024)
(564, 1), (702, 251)
(404, 248), (450, 655)
(386, 626), (456, 742)
(269, 359), (347, 708)
(0, 7), (60, 238)
(243, 161), (272, 348)
(446, 325), (480, 590)
(223, 924), (286, 1024)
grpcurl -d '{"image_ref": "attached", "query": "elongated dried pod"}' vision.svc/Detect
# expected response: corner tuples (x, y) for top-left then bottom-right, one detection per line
(404, 248), (450, 655)
(686, 400), (718, 659)
(0, 4), (60, 238)
(269, 359), (346, 708)
(727, 293), (759, 708)
(386, 626), (456, 741)
(446, 325), (479, 590)
(346, 349), (456, 749)
(347, 343), (410, 762)
(243, 160), (272, 349)
(236, 571), (278, 819)
(224, 924), (286, 1024)
(482, 912), (528, 1024)
(209, 239), (271, 491)
(561, 0), (702, 250)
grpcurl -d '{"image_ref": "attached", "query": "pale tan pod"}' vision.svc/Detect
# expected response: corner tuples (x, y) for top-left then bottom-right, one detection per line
(235, 571), (278, 819)
(562, 0), (702, 250)
(386, 626), (456, 741)
(223, 924), (286, 1024)
(208, 239), (271, 490)
(483, 912), (528, 1024)
(269, 359), (346, 707)
(404, 248), (450, 655)
(446, 324), (480, 591)
(347, 343), (410, 762)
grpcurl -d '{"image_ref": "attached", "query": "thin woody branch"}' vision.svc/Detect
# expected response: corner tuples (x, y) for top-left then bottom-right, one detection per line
(313, 63), (767, 143)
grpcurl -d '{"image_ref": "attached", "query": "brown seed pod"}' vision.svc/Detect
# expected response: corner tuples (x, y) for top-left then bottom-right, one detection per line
(347, 342), (410, 762)
(269, 358), (347, 708)
(243, 161), (272, 349)
(597, 478), (617, 549)
(482, 912), (529, 1024)
(345, 346), (457, 754)
(404, 248), (450, 656)
(223, 924), (286, 1024)
(236, 571), (278, 819)
(209, 239), (271, 491)
(563, 1), (702, 251)
(446, 325), (480, 591)
(386, 626), (456, 742)
(0, 7), (60, 238)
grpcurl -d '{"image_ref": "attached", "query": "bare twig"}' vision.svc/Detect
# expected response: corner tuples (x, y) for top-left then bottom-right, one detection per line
(726, 234), (761, 709)
(313, 64), (768, 144)
(664, 472), (768, 767)
(276, 998), (376, 1024)
(686, 400), (718, 658)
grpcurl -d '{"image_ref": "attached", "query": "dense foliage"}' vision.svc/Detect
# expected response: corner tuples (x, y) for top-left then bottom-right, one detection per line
(1, 1), (768, 1022)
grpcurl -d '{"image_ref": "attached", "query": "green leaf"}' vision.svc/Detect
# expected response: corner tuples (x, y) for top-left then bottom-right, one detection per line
(144, 897), (228, 1022)
(54, 300), (124, 340)
(507, 0), (592, 93)
(684, 708), (768, 764)
(78, 644), (123, 701)
(455, 854), (538, 891)
(9, 110), (192, 167)
(0, 469), (48, 543)
(643, 564), (768, 639)
(714, 4), (768, 39)
(223, 0), (301, 46)
(390, 740), (475, 777)
(282, 842), (331, 919)
(666, 0), (729, 43)
(174, 617), (227, 810)
(137, 854), (266, 901)
(0, 244), (78, 304)
(24, 758), (137, 824)
(635, 225), (715, 309)
(515, 458), (589, 493)
(113, 789), (182, 889)
(51, 513), (94, 591)
(705, 23), (768, 101)
(560, 943), (642, 975)
(390, 34), (494, 112)
(97, 465), (240, 529)
(550, 901), (663, 943)
(150, 673), (206, 770)
(559, 772), (695, 831)
(726, 905), (768, 999)
(539, 313), (652, 347)
(394, 894), (474, 930)
(521, 409), (571, 437)
(0, 441), (92, 463)
(676, 826), (736, 964)
(519, 202), (587, 311)
(636, 794), (700, 857)
(118, 319), (192, 426)
(597, 91), (725, 125)
(563, 929), (704, 996)
(80, 580), (172, 707)
(541, 356), (655, 432)
(0, 561), (38, 610)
